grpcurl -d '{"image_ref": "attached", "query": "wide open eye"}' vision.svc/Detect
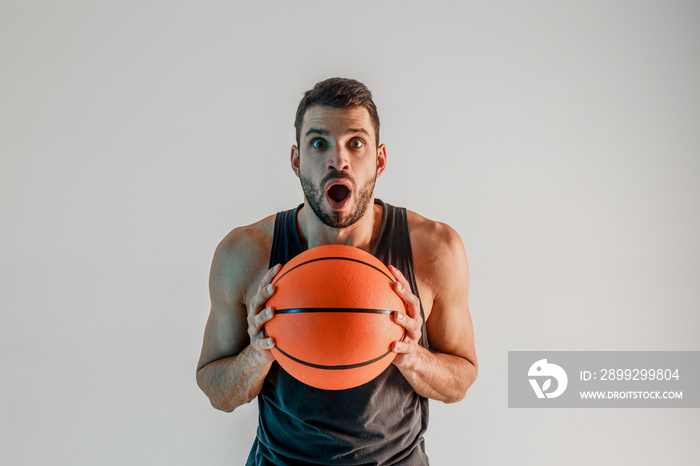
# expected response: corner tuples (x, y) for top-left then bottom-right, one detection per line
(311, 138), (327, 150)
(348, 138), (365, 149)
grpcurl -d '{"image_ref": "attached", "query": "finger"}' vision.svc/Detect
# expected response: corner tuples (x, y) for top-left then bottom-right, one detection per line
(252, 329), (276, 350)
(393, 309), (413, 329)
(258, 337), (276, 350)
(253, 306), (275, 330)
(394, 310), (421, 343)
(388, 265), (410, 289)
(248, 305), (274, 335)
(388, 266), (412, 302)
(250, 282), (277, 316)
(389, 266), (421, 319)
(250, 264), (282, 315)
(392, 337), (416, 353)
(258, 263), (282, 291)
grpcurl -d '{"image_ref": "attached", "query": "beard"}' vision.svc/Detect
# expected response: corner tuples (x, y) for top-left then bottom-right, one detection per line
(300, 169), (377, 229)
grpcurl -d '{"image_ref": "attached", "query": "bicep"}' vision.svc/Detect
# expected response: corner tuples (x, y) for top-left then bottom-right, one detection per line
(425, 229), (477, 367)
(197, 241), (252, 371)
(197, 300), (249, 371)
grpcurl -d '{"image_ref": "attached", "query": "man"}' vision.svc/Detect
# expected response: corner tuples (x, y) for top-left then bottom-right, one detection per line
(197, 78), (477, 465)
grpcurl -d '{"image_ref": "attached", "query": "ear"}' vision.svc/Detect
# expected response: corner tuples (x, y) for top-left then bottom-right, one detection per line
(376, 144), (387, 178)
(291, 145), (300, 178)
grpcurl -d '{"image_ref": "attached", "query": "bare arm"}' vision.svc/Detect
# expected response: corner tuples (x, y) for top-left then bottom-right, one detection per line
(390, 222), (477, 403)
(196, 225), (279, 413)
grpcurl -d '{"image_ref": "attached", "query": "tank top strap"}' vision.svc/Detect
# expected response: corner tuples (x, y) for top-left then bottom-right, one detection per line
(372, 199), (429, 348)
(268, 204), (304, 269)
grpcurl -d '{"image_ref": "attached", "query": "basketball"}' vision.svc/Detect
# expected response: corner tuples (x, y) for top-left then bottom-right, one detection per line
(263, 244), (406, 390)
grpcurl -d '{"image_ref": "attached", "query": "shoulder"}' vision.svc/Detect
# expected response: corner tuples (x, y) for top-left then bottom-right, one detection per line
(209, 214), (277, 307)
(406, 209), (469, 296)
(406, 210), (467, 263)
(214, 214), (276, 268)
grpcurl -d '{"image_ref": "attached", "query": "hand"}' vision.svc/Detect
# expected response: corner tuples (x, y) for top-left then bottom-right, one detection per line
(246, 263), (281, 362)
(389, 265), (424, 370)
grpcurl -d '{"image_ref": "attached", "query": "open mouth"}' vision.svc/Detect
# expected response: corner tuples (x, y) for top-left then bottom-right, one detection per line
(326, 183), (352, 209)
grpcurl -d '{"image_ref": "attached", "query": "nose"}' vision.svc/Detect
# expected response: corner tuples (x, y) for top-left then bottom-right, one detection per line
(327, 144), (351, 172)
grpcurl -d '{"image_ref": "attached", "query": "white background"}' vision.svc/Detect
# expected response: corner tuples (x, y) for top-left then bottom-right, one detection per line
(1, 1), (698, 464)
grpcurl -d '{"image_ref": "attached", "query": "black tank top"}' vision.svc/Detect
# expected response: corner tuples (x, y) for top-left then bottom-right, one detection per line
(246, 199), (430, 466)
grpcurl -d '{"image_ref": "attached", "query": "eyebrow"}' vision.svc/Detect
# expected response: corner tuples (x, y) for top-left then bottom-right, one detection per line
(305, 127), (370, 139)
(305, 128), (328, 138)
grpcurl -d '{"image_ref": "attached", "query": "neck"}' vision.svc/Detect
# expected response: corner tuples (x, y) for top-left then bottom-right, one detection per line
(297, 199), (383, 253)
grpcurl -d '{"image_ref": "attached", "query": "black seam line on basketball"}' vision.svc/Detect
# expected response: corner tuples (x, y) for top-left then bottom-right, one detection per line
(272, 256), (395, 285)
(273, 345), (395, 370)
(274, 308), (395, 315)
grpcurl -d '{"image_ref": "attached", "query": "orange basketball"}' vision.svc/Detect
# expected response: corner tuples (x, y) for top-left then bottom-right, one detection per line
(263, 244), (406, 390)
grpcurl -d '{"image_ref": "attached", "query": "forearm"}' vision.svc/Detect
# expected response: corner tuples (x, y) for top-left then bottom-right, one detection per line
(396, 347), (477, 403)
(196, 345), (273, 412)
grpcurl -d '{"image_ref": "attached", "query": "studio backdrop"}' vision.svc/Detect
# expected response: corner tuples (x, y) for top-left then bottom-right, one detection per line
(1, 1), (698, 465)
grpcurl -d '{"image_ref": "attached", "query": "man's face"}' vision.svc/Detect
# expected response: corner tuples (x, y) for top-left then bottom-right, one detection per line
(292, 106), (386, 229)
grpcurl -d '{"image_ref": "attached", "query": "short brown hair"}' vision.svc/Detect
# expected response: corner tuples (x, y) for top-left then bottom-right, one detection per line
(294, 77), (380, 147)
